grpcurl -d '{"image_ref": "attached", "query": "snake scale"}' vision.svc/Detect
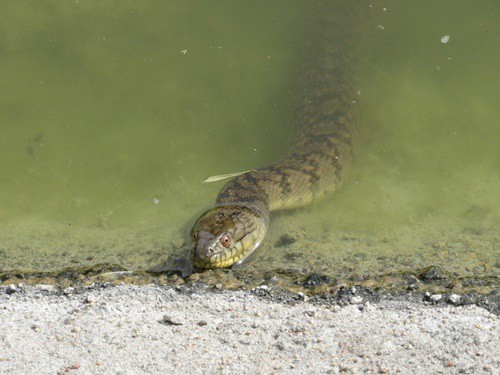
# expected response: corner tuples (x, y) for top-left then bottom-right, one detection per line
(191, 2), (360, 269)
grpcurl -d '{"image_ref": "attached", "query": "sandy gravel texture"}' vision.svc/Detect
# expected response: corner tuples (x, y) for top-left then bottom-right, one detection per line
(0, 285), (498, 374)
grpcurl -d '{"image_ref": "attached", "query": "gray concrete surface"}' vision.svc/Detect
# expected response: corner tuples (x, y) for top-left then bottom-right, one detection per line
(1, 284), (498, 374)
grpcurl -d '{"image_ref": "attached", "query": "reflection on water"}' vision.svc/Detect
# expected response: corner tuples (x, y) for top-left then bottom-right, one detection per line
(0, 2), (498, 287)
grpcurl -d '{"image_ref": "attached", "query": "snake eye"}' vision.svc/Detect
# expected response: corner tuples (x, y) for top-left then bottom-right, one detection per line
(219, 234), (231, 248)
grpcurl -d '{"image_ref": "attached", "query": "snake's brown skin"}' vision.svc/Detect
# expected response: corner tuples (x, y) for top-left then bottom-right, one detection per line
(191, 3), (360, 269)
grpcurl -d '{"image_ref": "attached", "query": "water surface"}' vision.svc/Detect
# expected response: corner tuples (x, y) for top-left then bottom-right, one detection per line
(0, 1), (498, 288)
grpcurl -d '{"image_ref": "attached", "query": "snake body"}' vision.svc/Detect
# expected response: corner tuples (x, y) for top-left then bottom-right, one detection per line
(191, 3), (359, 269)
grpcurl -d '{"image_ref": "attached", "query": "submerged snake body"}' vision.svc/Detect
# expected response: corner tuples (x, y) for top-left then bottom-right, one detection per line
(192, 5), (359, 269)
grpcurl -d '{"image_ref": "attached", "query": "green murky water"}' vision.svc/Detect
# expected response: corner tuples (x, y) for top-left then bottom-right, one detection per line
(0, 2), (498, 287)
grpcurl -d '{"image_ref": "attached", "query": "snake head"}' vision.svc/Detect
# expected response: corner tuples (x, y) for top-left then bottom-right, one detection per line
(190, 205), (267, 269)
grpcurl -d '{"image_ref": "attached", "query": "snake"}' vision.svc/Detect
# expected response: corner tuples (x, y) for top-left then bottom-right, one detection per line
(191, 3), (360, 269)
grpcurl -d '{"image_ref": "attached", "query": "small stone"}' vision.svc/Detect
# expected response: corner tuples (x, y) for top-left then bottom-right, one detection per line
(84, 295), (96, 304)
(63, 287), (75, 295)
(32, 324), (40, 332)
(429, 294), (442, 303)
(379, 367), (389, 374)
(303, 274), (330, 288)
(446, 361), (455, 367)
(197, 320), (208, 326)
(96, 360), (103, 366)
(252, 285), (270, 297)
(38, 284), (56, 293)
(339, 365), (351, 373)
(350, 296), (363, 304)
(448, 294), (462, 305)
(420, 266), (453, 286)
(6, 285), (18, 295)
(332, 305), (341, 312)
(162, 315), (183, 325)
(297, 292), (309, 302)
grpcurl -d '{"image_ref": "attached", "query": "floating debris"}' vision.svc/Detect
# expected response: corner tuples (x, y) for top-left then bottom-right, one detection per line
(153, 197), (160, 205)
(204, 170), (255, 183)
(441, 35), (450, 44)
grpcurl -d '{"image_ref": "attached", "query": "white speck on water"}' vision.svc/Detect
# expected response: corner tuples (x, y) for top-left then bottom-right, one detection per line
(440, 35), (450, 44)
(377, 25), (385, 30)
(153, 198), (160, 205)
(253, 148), (257, 152)
(334, 156), (339, 160)
(181, 49), (188, 54)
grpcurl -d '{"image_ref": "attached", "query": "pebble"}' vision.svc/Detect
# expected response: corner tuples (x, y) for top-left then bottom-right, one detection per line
(162, 315), (183, 325)
(37, 285), (56, 293)
(331, 305), (342, 312)
(6, 285), (18, 295)
(297, 292), (309, 302)
(350, 296), (363, 304)
(429, 294), (442, 303)
(448, 294), (462, 305)
(85, 295), (97, 304)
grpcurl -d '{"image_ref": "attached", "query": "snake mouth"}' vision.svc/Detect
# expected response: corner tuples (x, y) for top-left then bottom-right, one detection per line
(191, 230), (262, 270)
(191, 254), (243, 270)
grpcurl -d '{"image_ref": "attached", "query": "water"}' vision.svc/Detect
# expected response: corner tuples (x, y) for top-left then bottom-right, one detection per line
(0, 2), (498, 287)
